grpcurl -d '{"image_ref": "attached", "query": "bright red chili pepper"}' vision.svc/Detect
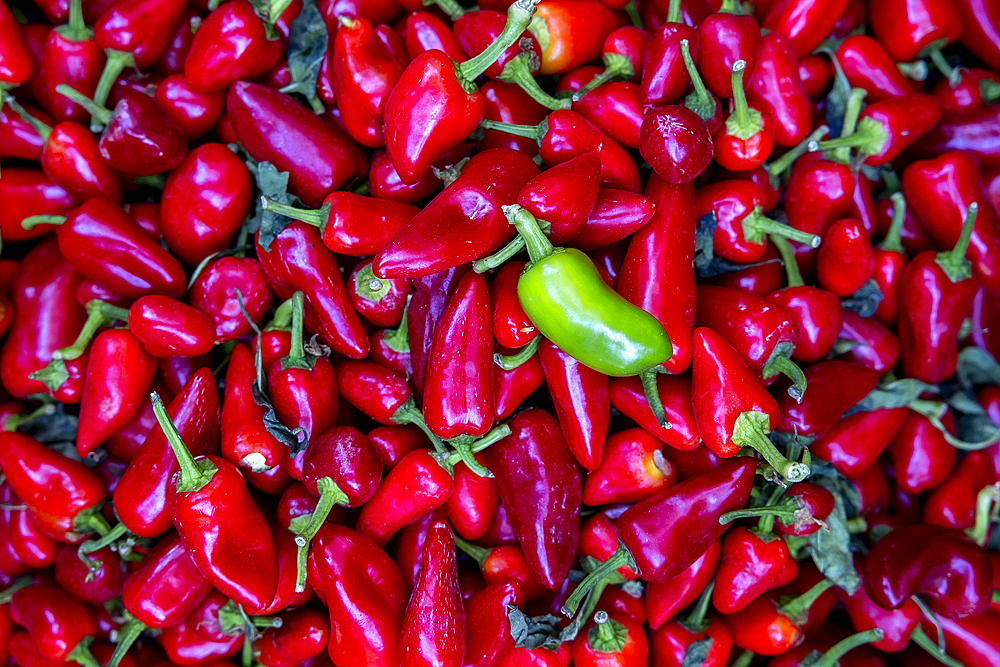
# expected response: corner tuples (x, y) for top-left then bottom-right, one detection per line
(464, 580), (524, 667)
(152, 73), (226, 141)
(572, 611), (648, 667)
(54, 544), (125, 605)
(840, 554), (921, 653)
(11, 583), (99, 664)
(646, 539), (722, 629)
(816, 218), (874, 297)
(446, 452), (499, 541)
(641, 104), (714, 184)
(640, 7), (696, 106)
(776, 360), (881, 438)
(0, 3), (36, 90)
(184, 0), (283, 92)
(763, 0), (852, 56)
(253, 608), (330, 667)
(0, 103), (50, 161)
(570, 189), (656, 252)
(745, 30), (811, 147)
(889, 409), (958, 495)
(783, 152), (855, 237)
(490, 261), (536, 349)
(493, 344), (546, 420)
(955, 0), (1000, 70)
(918, 608), (1000, 667)
(650, 607), (732, 667)
(220, 343), (284, 473)
(924, 448), (998, 533)
(837, 35), (916, 102)
(713, 526), (795, 614)
(478, 81), (548, 157)
(38, 0), (103, 125)
(28, 117), (123, 203)
(349, 260), (411, 327)
(608, 374), (700, 452)
(811, 408), (907, 479)
(835, 310), (900, 373)
(869, 0), (962, 62)
(529, 0), (628, 76)
(122, 529), (212, 631)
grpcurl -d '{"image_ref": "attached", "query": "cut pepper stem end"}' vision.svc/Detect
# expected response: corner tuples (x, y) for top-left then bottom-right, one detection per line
(639, 367), (671, 430)
(151, 392), (216, 493)
(458, 0), (540, 84)
(742, 208), (822, 248)
(732, 411), (809, 483)
(780, 578), (834, 623)
(766, 125), (830, 177)
(494, 336), (540, 370)
(935, 202), (977, 283)
(561, 542), (637, 617)
(724, 61), (763, 141)
(260, 196), (329, 228)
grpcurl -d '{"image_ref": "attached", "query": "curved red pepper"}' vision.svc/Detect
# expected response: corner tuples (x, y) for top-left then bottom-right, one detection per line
(55, 544), (125, 605)
(253, 607), (330, 667)
(464, 580), (524, 667)
(570, 188), (656, 251)
(811, 408), (908, 479)
(816, 218), (875, 297)
(184, 0), (282, 92)
(609, 375), (700, 452)
(491, 261), (536, 349)
(645, 538), (721, 630)
(518, 152), (601, 244)
(745, 32), (810, 147)
(837, 35), (916, 102)
(0, 3), (35, 89)
(918, 608), (1000, 667)
(835, 310), (900, 373)
(122, 530), (212, 629)
(153, 73), (226, 142)
(11, 583), (98, 663)
(776, 360), (880, 437)
(763, 0), (852, 56)
(446, 452), (499, 541)
(221, 343), (283, 473)
(869, 0), (961, 62)
(641, 19), (697, 106)
(841, 554), (921, 653)
(128, 296), (215, 359)
(494, 344), (546, 420)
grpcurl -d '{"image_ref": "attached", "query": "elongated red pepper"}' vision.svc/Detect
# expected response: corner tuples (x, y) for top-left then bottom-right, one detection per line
(221, 343), (284, 473)
(494, 344), (546, 420)
(122, 530), (212, 629)
(464, 580), (524, 667)
(609, 374), (700, 452)
(810, 408), (907, 479)
(889, 409), (957, 494)
(154, 73), (226, 142)
(837, 35), (916, 102)
(776, 360), (880, 438)
(763, 0), (852, 56)
(835, 310), (900, 373)
(840, 554), (921, 653)
(783, 153), (855, 237)
(645, 539), (722, 629)
(11, 583), (99, 665)
(918, 608), (1000, 667)
(333, 16), (402, 148)
(0, 3), (35, 91)
(570, 188), (656, 251)
(253, 607), (329, 667)
(446, 452), (499, 541)
(869, 0), (961, 62)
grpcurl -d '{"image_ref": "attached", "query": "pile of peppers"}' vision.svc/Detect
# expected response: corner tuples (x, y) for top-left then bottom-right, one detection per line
(2, 0), (1000, 665)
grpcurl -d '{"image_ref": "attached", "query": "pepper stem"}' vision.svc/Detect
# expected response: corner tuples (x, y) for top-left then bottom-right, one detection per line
(588, 612), (629, 653)
(831, 87), (867, 164)
(480, 118), (546, 142)
(730, 651), (755, 667)
(21, 214), (67, 230)
(151, 392), (216, 493)
(507, 205), (554, 264)
(724, 61), (763, 141)
(280, 292), (315, 371)
(260, 196), (329, 229)
(424, 0), (464, 21)
(639, 367), (672, 430)
(980, 78), (1000, 104)
(771, 236), (805, 288)
(439, 424), (512, 468)
(55, 83), (113, 128)
(761, 351), (807, 403)
(718, 501), (798, 525)
(77, 521), (130, 573)
(779, 578), (834, 623)
(58, 0), (91, 41)
(934, 202), (977, 283)
(809, 629), (884, 667)
(965, 483), (1000, 547)
(292, 476), (347, 592)
(0, 576), (33, 603)
(909, 626), (965, 667)
(680, 39), (716, 123)
(681, 579), (715, 632)
(666, 0), (682, 23)
(106, 616), (145, 667)
(90, 51), (134, 129)
(499, 52), (571, 110)
(452, 533), (490, 565)
(732, 411), (809, 482)
(494, 336), (540, 370)
(625, 0), (643, 28)
(767, 125), (831, 178)
(572, 53), (634, 102)
(879, 192), (907, 253)
(928, 49), (955, 79)
(55, 299), (131, 363)
(741, 208), (822, 249)
(2, 92), (51, 142)
(561, 542), (638, 617)
(457, 0), (539, 84)
(813, 117), (888, 159)
(67, 639), (103, 667)
(474, 235), (527, 273)
(392, 398), (448, 454)
(382, 302), (410, 353)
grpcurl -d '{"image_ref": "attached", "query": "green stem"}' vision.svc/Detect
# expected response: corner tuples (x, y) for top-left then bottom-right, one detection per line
(75, 510), (111, 537)
(292, 476), (346, 592)
(719, 503), (797, 526)
(928, 49), (955, 79)
(280, 291), (314, 371)
(909, 626), (965, 667)
(91, 50), (134, 126)
(77, 521), (130, 572)
(640, 367), (671, 430)
(58, 0), (91, 41)
(878, 192), (907, 253)
(53, 299), (131, 364)
(897, 60), (928, 81)
(980, 78), (1000, 104)
(425, 0), (465, 21)
(0, 576), (33, 603)
(771, 236), (805, 287)
(439, 424), (512, 468)
(494, 336), (540, 370)
(724, 61), (763, 141)
(561, 543), (637, 617)
(55, 83), (113, 127)
(730, 651), (755, 667)
(260, 196), (329, 229)
(758, 483), (787, 535)
(458, 0), (540, 84)
(762, 353), (807, 403)
(767, 125), (831, 178)
(679, 39), (716, 123)
(681, 580), (715, 632)
(106, 616), (145, 667)
(779, 578), (834, 623)
(2, 92), (51, 141)
(151, 392), (215, 493)
(742, 208), (822, 248)
(267, 297), (295, 331)
(625, 0), (643, 28)
(814, 117), (887, 159)
(452, 533), (490, 565)
(832, 87), (867, 163)
(499, 53), (570, 110)
(572, 53), (634, 102)
(666, 0), (682, 23)
(2, 403), (55, 432)
(392, 399), (448, 454)
(507, 205), (554, 263)
(479, 118), (546, 142)
(934, 202), (977, 283)
(965, 483), (999, 547)
(811, 629), (884, 667)
(732, 411), (809, 482)
(21, 214), (67, 230)
(67, 640), (103, 667)
(474, 235), (527, 273)
(382, 304), (410, 354)
(133, 175), (165, 189)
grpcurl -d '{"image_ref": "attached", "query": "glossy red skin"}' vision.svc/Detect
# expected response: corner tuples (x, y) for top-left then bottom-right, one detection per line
(94, 0), (187, 68)
(902, 152), (1000, 292)
(722, 591), (807, 655)
(955, 0), (1000, 69)
(254, 608), (330, 667)
(153, 8), (200, 75)
(493, 346), (546, 419)
(18, 23), (51, 107)
(77, 329), (157, 456)
(58, 198), (186, 300)
(579, 508), (639, 581)
(424, 272), (494, 438)
(55, 544), (125, 605)
(785, 153), (854, 236)
(797, 54), (831, 100)
(185, 589), (234, 643)
(618, 177), (696, 373)
(393, 508), (442, 589)
(41, 25), (105, 125)
(816, 218), (874, 296)
(866, 524), (993, 618)
(124, 532), (212, 629)
(0, 433), (106, 542)
(933, 68), (1000, 118)
(11, 584), (97, 661)
(573, 81), (644, 150)
(640, 105), (714, 185)
(408, 265), (472, 395)
(123, 201), (162, 239)
(366, 425), (426, 471)
(897, 251), (979, 383)
(5, 489), (60, 569)
(537, 109), (638, 192)
(837, 35), (915, 102)
(924, 448), (998, 531)
(573, 613), (647, 667)
(518, 153), (602, 244)
(855, 95), (942, 167)
(129, 296), (215, 358)
(713, 103), (774, 172)
(158, 353), (212, 396)
(835, 310), (900, 373)
(484, 409), (582, 590)
(698, 13), (759, 99)
(840, 555), (921, 652)
(0, 3), (35, 85)
(570, 188), (656, 251)
(696, 285), (800, 383)
(539, 338), (609, 471)
(374, 149), (539, 277)
(98, 92), (188, 177)
(454, 9), (539, 80)
(356, 449), (453, 547)
(640, 24), (697, 106)
(445, 452), (498, 541)
(161, 143), (252, 266)
(776, 361), (881, 437)
(250, 530), (312, 613)
(918, 614), (997, 667)
(0, 239), (87, 400)
(464, 581), (524, 667)
(891, 408), (958, 495)
(404, 11), (465, 62)
(479, 81), (548, 157)
(609, 374), (700, 452)
(257, 222), (369, 358)
(870, 0), (961, 61)
(160, 617), (242, 666)
(114, 369), (221, 537)
(491, 262), (537, 349)
(531, 0), (628, 75)
(302, 426), (382, 506)
(768, 286), (843, 362)
(334, 17), (403, 148)
(1, 104), (50, 160)
(763, 0), (852, 56)
(973, 294), (1000, 376)
(696, 180), (770, 263)
(810, 408), (907, 479)
(650, 615), (732, 667)
(0, 169), (77, 244)
(349, 260), (411, 327)
(269, 354), (339, 445)
(773, 483), (835, 537)
(369, 328), (413, 378)
(621, 458), (756, 582)
(709, 244), (785, 296)
(600, 26), (648, 81)
(229, 82), (366, 208)
(747, 30), (811, 146)
(41, 122), (123, 203)
(183, 0), (281, 92)
(872, 243), (908, 325)
(336, 359), (411, 424)
(190, 257), (271, 343)
(369, 143), (469, 204)
(314, 524), (409, 667)
(153, 74), (226, 142)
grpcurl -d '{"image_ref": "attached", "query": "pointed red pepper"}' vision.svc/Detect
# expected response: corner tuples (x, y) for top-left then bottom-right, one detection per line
(0, 3), (35, 92)
(713, 60), (775, 171)
(816, 218), (875, 297)
(889, 409), (957, 494)
(609, 374), (701, 452)
(835, 310), (901, 373)
(645, 539), (722, 629)
(776, 360), (881, 437)
(183, 0), (283, 92)
(569, 188), (656, 251)
(221, 343), (284, 473)
(640, 2), (697, 106)
(762, 0), (852, 57)
(11, 583), (100, 665)
(746, 32), (810, 147)
(869, 0), (962, 62)
(583, 428), (677, 506)
(493, 344), (546, 420)
(714, 526), (795, 614)
(837, 35), (917, 102)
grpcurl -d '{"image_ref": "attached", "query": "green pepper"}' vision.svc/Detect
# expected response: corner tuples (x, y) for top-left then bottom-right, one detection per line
(510, 204), (674, 426)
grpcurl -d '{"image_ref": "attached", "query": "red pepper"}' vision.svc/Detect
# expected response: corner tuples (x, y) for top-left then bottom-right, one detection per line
(54, 544), (125, 605)
(841, 555), (921, 653)
(692, 327), (808, 481)
(816, 218), (875, 297)
(0, 3), (35, 90)
(641, 104), (714, 184)
(493, 344), (546, 420)
(485, 409), (582, 590)
(723, 578), (834, 655)
(956, 0), (1000, 71)
(464, 580), (524, 667)
(399, 518), (465, 667)
(221, 343), (284, 473)
(713, 526), (795, 613)
(871, 193), (909, 325)
(446, 452), (499, 541)
(763, 0), (852, 57)
(572, 611), (648, 667)
(4, 488), (59, 570)
(122, 530), (212, 629)
(640, 10), (697, 106)
(695, 285), (806, 397)
(314, 523), (410, 667)
(869, 0), (961, 62)
(253, 608), (330, 667)
(776, 360), (881, 437)
(890, 409), (957, 495)
(529, 0), (627, 75)
(865, 523), (993, 618)
(697, 7), (759, 100)
(646, 539), (721, 629)
(160, 616), (242, 665)
(649, 608), (732, 667)
(335, 360), (440, 446)
(256, 222), (369, 358)
(837, 35), (916, 102)
(38, 0), (103, 125)
(918, 609), (1000, 667)
(565, 193), (651, 255)
(835, 310), (901, 373)
(572, 82), (644, 151)
(424, 272), (495, 439)
(184, 0), (283, 92)
(609, 374), (700, 452)
(518, 152), (602, 244)
(11, 583), (99, 664)
(404, 11), (466, 63)
(924, 449), (998, 534)
(811, 408), (907, 479)
(127, 296), (216, 359)
(478, 81), (548, 158)
(617, 177), (696, 374)
(0, 103), (50, 161)
(31, 118), (124, 203)
(902, 151), (1000, 292)
(114, 368), (221, 538)
(897, 204), (980, 383)
(153, 73), (226, 142)
(349, 260), (411, 328)
(491, 261), (537, 349)
(77, 328), (157, 457)
(228, 82), (367, 208)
